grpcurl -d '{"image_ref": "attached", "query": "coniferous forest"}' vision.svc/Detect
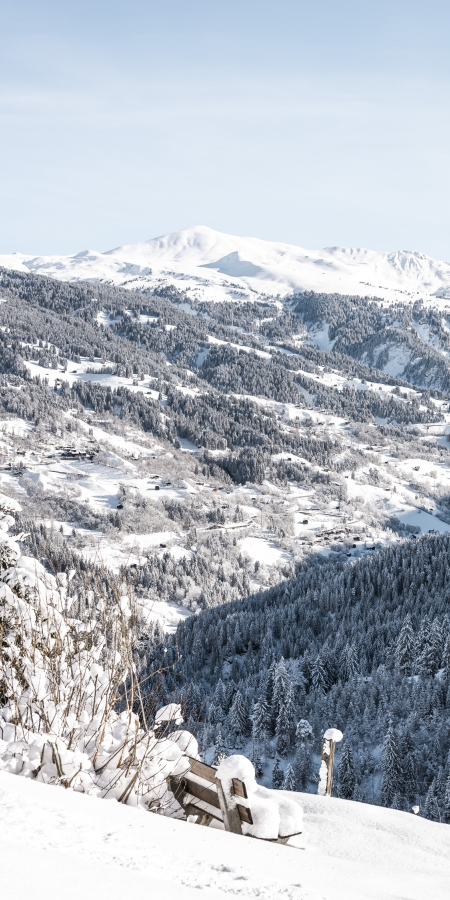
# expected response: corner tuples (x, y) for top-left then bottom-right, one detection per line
(144, 532), (450, 819)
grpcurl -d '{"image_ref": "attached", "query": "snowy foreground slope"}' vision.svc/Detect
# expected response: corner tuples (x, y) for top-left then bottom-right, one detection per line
(2, 224), (450, 302)
(1, 771), (448, 900)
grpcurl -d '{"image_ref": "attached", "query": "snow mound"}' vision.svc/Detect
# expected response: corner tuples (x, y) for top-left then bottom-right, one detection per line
(216, 754), (303, 840)
(216, 753), (258, 795)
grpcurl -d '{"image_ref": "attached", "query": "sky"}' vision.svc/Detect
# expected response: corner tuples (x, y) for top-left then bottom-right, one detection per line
(1, 1), (450, 258)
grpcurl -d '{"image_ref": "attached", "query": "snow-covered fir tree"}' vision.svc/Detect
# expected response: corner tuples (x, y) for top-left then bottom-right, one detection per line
(338, 742), (356, 800)
(272, 757), (284, 789)
(395, 615), (415, 675)
(283, 763), (296, 791)
(381, 724), (403, 808)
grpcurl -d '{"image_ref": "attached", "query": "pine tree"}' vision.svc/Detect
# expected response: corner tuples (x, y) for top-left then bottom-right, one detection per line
(276, 683), (297, 755)
(251, 694), (270, 743)
(445, 747), (450, 778)
(419, 618), (443, 677)
(293, 743), (309, 790)
(184, 683), (203, 723)
(224, 680), (236, 714)
(295, 718), (314, 746)
(443, 774), (450, 824)
(425, 779), (439, 821)
(381, 724), (403, 807)
(283, 762), (296, 791)
(200, 724), (213, 754)
(338, 741), (356, 799)
(402, 731), (417, 803)
(311, 654), (327, 694)
(340, 644), (359, 682)
(264, 660), (277, 732)
(213, 728), (227, 765)
(272, 657), (290, 718)
(215, 679), (227, 712)
(209, 698), (224, 725)
(415, 617), (431, 666)
(228, 690), (249, 743)
(272, 757), (284, 789)
(251, 742), (264, 779)
(403, 752), (417, 800)
(442, 634), (450, 682)
(434, 765), (446, 817)
(395, 614), (415, 675)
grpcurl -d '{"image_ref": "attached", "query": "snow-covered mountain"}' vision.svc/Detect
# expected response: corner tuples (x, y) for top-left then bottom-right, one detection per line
(2, 225), (450, 303)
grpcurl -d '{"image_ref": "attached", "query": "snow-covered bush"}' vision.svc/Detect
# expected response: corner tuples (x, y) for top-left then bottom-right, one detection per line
(0, 497), (196, 814)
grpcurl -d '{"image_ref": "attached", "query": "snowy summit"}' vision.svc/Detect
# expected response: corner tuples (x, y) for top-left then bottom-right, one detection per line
(2, 225), (450, 302)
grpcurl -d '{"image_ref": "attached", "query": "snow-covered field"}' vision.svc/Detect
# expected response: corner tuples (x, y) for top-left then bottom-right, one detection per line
(0, 770), (448, 900)
(3, 224), (450, 303)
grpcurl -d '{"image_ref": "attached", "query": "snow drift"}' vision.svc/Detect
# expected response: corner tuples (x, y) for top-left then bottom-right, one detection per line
(0, 767), (449, 900)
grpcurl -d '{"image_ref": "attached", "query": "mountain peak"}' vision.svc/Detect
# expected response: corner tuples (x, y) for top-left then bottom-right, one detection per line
(2, 226), (450, 303)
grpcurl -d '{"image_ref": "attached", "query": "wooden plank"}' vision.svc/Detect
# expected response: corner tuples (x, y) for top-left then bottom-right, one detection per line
(216, 777), (243, 835)
(168, 778), (222, 824)
(237, 803), (253, 825)
(182, 776), (221, 810)
(247, 832), (302, 844)
(198, 813), (214, 827)
(167, 775), (186, 805)
(184, 803), (214, 827)
(232, 778), (248, 799)
(185, 755), (217, 784)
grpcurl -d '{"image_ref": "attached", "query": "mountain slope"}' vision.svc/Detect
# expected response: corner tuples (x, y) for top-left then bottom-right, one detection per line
(2, 225), (450, 302)
(2, 265), (450, 816)
(1, 770), (449, 900)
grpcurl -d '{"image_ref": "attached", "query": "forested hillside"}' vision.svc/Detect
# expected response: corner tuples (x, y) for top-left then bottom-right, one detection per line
(2, 265), (450, 822)
(144, 533), (450, 818)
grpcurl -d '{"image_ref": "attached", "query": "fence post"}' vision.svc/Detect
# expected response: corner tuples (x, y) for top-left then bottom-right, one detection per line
(318, 727), (343, 796)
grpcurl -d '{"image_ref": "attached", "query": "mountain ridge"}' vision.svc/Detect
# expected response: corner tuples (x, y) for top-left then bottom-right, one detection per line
(2, 224), (450, 303)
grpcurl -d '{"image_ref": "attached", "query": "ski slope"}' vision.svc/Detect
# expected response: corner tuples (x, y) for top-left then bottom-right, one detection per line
(0, 770), (448, 900)
(2, 225), (450, 302)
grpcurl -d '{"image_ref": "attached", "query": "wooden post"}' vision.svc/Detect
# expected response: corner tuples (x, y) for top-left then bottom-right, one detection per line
(216, 777), (243, 835)
(318, 728), (343, 796)
(329, 739), (338, 795)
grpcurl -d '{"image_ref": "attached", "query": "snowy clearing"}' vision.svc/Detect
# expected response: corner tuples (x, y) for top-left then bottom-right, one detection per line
(239, 536), (288, 566)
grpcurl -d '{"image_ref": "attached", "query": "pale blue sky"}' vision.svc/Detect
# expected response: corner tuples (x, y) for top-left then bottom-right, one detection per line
(1, 1), (450, 257)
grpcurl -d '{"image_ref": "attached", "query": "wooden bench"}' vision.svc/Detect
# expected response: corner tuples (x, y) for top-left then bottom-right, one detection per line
(167, 756), (301, 844)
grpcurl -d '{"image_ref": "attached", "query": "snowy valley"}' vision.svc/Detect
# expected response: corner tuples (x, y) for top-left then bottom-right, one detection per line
(1, 230), (450, 896)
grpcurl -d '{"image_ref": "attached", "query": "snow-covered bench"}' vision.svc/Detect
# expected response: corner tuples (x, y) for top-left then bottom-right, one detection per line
(167, 754), (303, 844)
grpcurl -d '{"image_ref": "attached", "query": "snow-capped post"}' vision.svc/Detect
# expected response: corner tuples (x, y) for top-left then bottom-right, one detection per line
(318, 728), (343, 796)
